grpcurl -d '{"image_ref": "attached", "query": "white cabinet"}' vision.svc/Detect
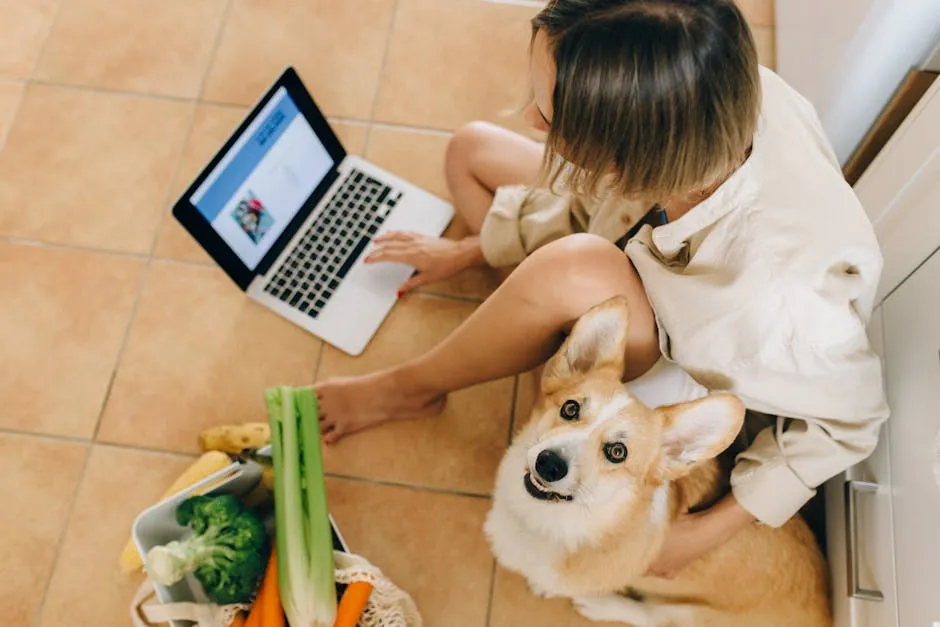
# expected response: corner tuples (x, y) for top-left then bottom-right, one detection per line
(828, 248), (940, 627)
(826, 308), (899, 627)
(881, 248), (940, 626)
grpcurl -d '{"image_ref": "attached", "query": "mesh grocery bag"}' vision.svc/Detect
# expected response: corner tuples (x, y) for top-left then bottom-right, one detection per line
(131, 550), (422, 627)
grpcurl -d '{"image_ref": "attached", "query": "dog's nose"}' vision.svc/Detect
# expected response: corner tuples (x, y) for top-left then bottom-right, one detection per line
(535, 449), (568, 483)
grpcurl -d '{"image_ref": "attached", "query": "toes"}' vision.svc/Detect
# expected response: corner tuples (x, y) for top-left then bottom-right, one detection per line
(322, 428), (342, 445)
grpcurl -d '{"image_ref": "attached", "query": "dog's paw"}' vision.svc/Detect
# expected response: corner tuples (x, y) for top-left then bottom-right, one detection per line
(573, 595), (649, 624)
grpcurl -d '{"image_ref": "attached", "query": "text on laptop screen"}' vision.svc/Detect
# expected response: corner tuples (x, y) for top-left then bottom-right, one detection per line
(190, 87), (334, 269)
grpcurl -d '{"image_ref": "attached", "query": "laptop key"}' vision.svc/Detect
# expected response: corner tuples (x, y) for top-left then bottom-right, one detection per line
(289, 292), (302, 307)
(336, 234), (371, 280)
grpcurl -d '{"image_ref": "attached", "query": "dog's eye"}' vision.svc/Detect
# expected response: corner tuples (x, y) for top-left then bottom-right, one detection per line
(604, 442), (628, 463)
(560, 400), (580, 421)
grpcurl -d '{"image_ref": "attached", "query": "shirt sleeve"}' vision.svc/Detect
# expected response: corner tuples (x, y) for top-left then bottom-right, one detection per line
(479, 185), (578, 267)
(724, 285), (890, 527)
(628, 227), (890, 527)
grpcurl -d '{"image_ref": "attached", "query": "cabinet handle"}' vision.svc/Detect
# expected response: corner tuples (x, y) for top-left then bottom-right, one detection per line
(844, 480), (884, 601)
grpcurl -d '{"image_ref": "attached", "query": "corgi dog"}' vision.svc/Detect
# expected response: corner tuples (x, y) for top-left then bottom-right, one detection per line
(485, 297), (830, 626)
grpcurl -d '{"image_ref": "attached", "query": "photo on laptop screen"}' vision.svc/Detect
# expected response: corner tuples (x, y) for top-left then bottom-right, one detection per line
(189, 86), (336, 269)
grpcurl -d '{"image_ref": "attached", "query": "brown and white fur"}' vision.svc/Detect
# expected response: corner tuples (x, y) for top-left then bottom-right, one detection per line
(484, 297), (831, 626)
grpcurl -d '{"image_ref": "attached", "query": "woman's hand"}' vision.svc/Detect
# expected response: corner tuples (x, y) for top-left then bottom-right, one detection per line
(366, 231), (486, 294)
(646, 493), (756, 579)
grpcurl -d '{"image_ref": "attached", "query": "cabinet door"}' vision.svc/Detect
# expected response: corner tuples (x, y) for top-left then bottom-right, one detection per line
(882, 246), (940, 626)
(826, 307), (899, 627)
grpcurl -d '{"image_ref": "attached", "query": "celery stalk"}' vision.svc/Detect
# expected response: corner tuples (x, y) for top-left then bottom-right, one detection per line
(266, 386), (337, 627)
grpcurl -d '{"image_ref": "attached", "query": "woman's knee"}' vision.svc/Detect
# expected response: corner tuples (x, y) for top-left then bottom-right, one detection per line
(529, 234), (631, 280)
(523, 235), (658, 375)
(524, 235), (653, 318)
(445, 121), (498, 180)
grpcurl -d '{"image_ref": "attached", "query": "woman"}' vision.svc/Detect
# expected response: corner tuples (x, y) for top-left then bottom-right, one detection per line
(316, 0), (888, 576)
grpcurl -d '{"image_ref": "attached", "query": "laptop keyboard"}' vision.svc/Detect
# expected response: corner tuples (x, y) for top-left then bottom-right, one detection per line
(262, 167), (402, 319)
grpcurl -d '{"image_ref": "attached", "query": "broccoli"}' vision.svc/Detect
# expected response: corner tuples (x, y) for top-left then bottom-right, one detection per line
(145, 494), (269, 604)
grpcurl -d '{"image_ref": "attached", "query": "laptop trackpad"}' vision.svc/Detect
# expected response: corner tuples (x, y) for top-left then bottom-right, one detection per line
(348, 258), (413, 294)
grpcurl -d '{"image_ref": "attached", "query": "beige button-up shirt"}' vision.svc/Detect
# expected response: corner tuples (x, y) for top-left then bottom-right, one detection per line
(480, 67), (889, 527)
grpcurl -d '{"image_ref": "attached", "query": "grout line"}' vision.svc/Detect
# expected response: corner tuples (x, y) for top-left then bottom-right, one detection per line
(362, 0), (402, 153)
(0, 235), (149, 260)
(31, 443), (93, 627)
(196, 0), (235, 103)
(0, 425), (204, 460)
(312, 341), (327, 381)
(366, 119), (453, 137)
(326, 471), (492, 500)
(27, 0), (66, 78)
(484, 558), (498, 627)
(26, 77), (196, 104)
(89, 261), (151, 442)
(146, 0), (236, 259)
(0, 427), (91, 446)
(0, 79), (27, 152)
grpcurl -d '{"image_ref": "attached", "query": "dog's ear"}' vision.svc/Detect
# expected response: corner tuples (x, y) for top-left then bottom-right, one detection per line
(657, 394), (745, 480)
(542, 296), (630, 393)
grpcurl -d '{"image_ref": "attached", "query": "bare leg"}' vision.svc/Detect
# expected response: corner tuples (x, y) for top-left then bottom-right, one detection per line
(445, 121), (544, 235)
(316, 234), (660, 442)
(445, 122), (543, 281)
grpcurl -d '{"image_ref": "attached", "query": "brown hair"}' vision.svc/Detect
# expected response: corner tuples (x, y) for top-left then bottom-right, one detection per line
(532, 0), (760, 201)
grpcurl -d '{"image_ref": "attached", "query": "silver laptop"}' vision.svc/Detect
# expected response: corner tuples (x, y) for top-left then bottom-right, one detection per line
(173, 67), (453, 355)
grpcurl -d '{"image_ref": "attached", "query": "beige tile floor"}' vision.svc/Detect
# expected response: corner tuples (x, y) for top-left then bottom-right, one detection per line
(0, 1), (775, 625)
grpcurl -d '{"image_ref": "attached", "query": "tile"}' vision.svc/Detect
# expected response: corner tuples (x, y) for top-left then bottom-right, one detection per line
(365, 127), (452, 199)
(38, 446), (194, 627)
(0, 0), (57, 76)
(0, 433), (87, 627)
(318, 295), (513, 494)
(0, 80), (24, 147)
(332, 121), (369, 157)
(327, 477), (493, 627)
(364, 126), (501, 300)
(0, 85), (191, 253)
(203, 0), (396, 118)
(97, 261), (322, 454)
(36, 0), (227, 97)
(0, 244), (144, 437)
(753, 26), (776, 70)
(489, 566), (622, 627)
(374, 0), (535, 131)
(153, 109), (369, 263)
(738, 0), (774, 27)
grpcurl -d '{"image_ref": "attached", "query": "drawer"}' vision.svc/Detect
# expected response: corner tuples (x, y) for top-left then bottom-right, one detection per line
(826, 307), (899, 627)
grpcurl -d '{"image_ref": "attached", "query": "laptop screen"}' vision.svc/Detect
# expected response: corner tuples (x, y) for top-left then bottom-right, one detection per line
(189, 86), (335, 270)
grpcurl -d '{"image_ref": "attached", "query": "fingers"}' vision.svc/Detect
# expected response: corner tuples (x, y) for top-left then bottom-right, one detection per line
(365, 245), (416, 264)
(373, 230), (419, 244)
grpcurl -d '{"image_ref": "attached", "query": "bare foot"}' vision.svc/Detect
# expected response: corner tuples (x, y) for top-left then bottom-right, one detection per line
(314, 369), (446, 444)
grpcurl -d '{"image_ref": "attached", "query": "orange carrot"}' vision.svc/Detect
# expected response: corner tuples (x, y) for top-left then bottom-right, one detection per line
(244, 582), (265, 627)
(228, 613), (246, 627)
(333, 581), (373, 627)
(260, 548), (285, 627)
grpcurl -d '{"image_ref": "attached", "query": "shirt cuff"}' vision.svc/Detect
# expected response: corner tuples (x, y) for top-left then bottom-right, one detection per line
(731, 458), (816, 528)
(479, 186), (529, 268)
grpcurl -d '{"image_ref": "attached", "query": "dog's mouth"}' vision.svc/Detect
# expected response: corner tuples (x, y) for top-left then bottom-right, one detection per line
(524, 472), (573, 502)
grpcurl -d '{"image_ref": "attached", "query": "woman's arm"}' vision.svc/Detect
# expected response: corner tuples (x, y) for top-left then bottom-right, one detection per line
(647, 492), (755, 578)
